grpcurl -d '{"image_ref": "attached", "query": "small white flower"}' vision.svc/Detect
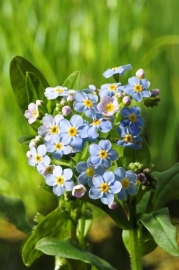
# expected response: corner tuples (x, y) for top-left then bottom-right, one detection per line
(24, 102), (40, 124)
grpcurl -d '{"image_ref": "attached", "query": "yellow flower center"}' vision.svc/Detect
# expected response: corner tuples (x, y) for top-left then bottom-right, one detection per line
(55, 88), (64, 93)
(50, 125), (59, 134)
(129, 114), (136, 122)
(35, 154), (42, 163)
(121, 178), (130, 188)
(100, 183), (109, 192)
(134, 84), (143, 93)
(56, 176), (65, 185)
(83, 99), (93, 108)
(112, 66), (119, 70)
(99, 150), (108, 159)
(68, 127), (78, 137)
(32, 110), (39, 118)
(92, 119), (101, 126)
(55, 142), (63, 150)
(124, 134), (133, 143)
(86, 167), (95, 177)
(108, 84), (117, 91)
(105, 103), (114, 112)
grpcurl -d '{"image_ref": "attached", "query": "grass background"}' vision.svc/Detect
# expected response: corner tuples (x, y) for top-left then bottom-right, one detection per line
(0, 0), (179, 269)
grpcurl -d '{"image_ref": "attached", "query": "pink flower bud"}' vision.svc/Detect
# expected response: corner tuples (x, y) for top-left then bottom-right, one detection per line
(26, 151), (31, 158)
(72, 184), (86, 198)
(122, 96), (131, 105)
(108, 202), (118, 209)
(67, 94), (74, 102)
(29, 139), (36, 148)
(151, 89), (160, 97)
(136, 68), (146, 79)
(62, 105), (72, 116)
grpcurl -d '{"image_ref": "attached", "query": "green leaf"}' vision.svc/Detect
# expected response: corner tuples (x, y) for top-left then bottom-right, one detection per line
(122, 228), (157, 256)
(18, 135), (35, 145)
(122, 135), (151, 169)
(25, 72), (47, 104)
(140, 208), (179, 256)
(36, 237), (117, 270)
(9, 56), (49, 113)
(22, 207), (70, 266)
(62, 71), (80, 90)
(0, 194), (32, 235)
(154, 163), (179, 209)
(81, 193), (132, 230)
(136, 190), (156, 215)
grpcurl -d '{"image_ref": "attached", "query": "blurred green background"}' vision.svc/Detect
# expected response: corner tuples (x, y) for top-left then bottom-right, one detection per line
(1, 0), (179, 269)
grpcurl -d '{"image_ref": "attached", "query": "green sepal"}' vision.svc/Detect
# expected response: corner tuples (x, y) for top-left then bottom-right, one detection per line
(154, 163), (179, 210)
(25, 72), (47, 104)
(18, 135), (36, 145)
(122, 135), (151, 170)
(81, 193), (132, 230)
(9, 56), (49, 113)
(62, 71), (80, 90)
(36, 237), (117, 270)
(0, 194), (32, 235)
(140, 208), (179, 256)
(22, 207), (70, 266)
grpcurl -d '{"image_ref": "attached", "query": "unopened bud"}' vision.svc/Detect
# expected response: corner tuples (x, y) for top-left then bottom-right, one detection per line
(151, 89), (160, 97)
(62, 105), (72, 116)
(122, 96), (131, 106)
(26, 150), (31, 158)
(72, 184), (86, 198)
(137, 173), (146, 184)
(108, 202), (118, 209)
(136, 69), (146, 79)
(67, 94), (74, 102)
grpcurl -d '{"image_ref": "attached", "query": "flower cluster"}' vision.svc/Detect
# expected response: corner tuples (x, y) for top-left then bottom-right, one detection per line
(24, 65), (159, 206)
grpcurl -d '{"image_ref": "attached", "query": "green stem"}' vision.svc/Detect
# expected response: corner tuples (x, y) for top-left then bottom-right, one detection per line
(129, 228), (142, 270)
(79, 201), (87, 249)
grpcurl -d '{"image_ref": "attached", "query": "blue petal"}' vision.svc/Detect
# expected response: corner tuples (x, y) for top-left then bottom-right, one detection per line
(78, 173), (88, 185)
(117, 188), (127, 201)
(101, 193), (114, 205)
(89, 144), (100, 155)
(132, 92), (142, 102)
(108, 149), (119, 161)
(65, 180), (74, 191)
(53, 185), (65, 196)
(76, 162), (88, 173)
(127, 182), (137, 195)
(114, 167), (126, 181)
(102, 171), (114, 184)
(73, 101), (85, 112)
(99, 140), (111, 151)
(70, 114), (83, 127)
(126, 170), (137, 182)
(89, 186), (102, 199)
(110, 181), (122, 194)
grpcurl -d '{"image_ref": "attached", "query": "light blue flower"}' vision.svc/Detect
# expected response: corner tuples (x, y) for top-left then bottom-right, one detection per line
(44, 86), (75, 100)
(38, 114), (63, 141)
(103, 64), (132, 78)
(28, 145), (50, 173)
(76, 159), (105, 187)
(89, 171), (122, 205)
(88, 113), (112, 139)
(45, 135), (71, 159)
(114, 167), (137, 201)
(124, 76), (151, 102)
(120, 106), (144, 135)
(73, 91), (98, 118)
(45, 165), (74, 196)
(59, 114), (88, 150)
(99, 83), (122, 97)
(88, 140), (119, 168)
(117, 126), (143, 150)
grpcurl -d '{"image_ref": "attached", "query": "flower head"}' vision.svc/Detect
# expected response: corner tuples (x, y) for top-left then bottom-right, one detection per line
(124, 76), (151, 102)
(44, 86), (75, 100)
(24, 101), (40, 124)
(88, 139), (119, 168)
(97, 96), (119, 116)
(28, 145), (50, 173)
(38, 114), (63, 141)
(117, 127), (143, 150)
(88, 113), (112, 139)
(103, 64), (132, 78)
(45, 165), (74, 196)
(114, 167), (137, 201)
(45, 135), (71, 159)
(99, 83), (122, 97)
(89, 171), (122, 205)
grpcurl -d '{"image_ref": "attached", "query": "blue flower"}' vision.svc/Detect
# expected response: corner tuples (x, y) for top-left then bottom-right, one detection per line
(88, 113), (112, 139)
(124, 76), (151, 102)
(73, 91), (98, 118)
(76, 159), (105, 187)
(114, 167), (137, 201)
(28, 145), (50, 173)
(59, 114), (88, 150)
(45, 165), (74, 196)
(120, 106), (144, 135)
(45, 135), (71, 159)
(44, 86), (75, 100)
(103, 64), (132, 78)
(99, 83), (122, 97)
(88, 140), (119, 168)
(89, 171), (122, 205)
(117, 127), (143, 150)
(38, 114), (63, 141)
